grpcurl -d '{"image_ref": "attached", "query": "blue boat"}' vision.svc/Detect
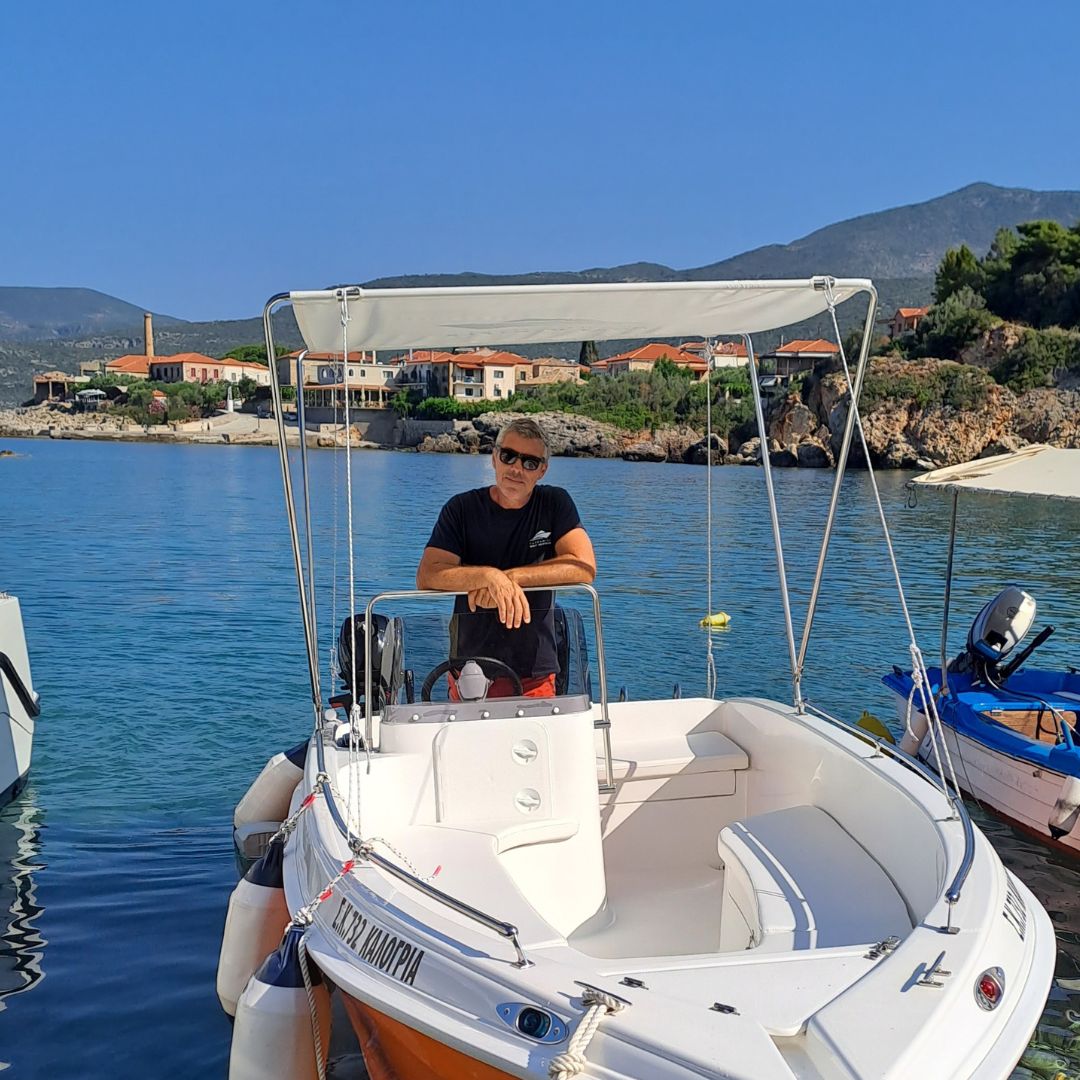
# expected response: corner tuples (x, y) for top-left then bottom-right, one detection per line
(883, 447), (1080, 855)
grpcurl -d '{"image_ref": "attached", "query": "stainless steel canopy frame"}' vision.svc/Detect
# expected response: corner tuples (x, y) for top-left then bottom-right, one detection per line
(259, 280), (975, 909)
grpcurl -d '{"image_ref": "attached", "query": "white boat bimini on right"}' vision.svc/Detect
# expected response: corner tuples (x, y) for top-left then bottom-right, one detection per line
(220, 277), (1055, 1080)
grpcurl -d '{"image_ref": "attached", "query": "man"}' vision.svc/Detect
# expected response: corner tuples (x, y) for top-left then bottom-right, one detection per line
(416, 417), (596, 698)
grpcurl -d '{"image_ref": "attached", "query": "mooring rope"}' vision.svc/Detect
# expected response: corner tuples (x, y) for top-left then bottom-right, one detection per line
(297, 930), (327, 1080)
(548, 986), (627, 1079)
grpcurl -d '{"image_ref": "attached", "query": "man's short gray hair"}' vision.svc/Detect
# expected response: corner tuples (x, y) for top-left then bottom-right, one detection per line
(495, 417), (550, 458)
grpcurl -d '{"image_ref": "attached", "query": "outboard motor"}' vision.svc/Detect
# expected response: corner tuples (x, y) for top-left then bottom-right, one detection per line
(956, 585), (1053, 686)
(333, 613), (405, 712)
(967, 586), (1036, 666)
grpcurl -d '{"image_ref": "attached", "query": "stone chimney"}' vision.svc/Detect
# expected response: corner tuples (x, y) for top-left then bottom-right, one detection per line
(143, 313), (155, 358)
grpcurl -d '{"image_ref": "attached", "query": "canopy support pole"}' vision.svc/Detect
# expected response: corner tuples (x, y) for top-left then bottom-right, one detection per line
(264, 297), (323, 727)
(795, 286), (878, 688)
(744, 333), (802, 711)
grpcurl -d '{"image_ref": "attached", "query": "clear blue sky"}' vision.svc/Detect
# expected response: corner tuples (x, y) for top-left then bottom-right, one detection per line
(3, 0), (1078, 321)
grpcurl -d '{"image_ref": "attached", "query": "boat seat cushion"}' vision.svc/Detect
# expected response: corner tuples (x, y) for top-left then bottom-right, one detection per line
(717, 805), (912, 951)
(607, 730), (749, 781)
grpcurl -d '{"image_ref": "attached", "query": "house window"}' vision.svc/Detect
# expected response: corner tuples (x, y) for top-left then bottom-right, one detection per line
(360, 369), (366, 377)
(189, 368), (196, 379)
(493, 369), (504, 378)
(213, 369), (220, 379)
(518, 370), (527, 380)
(348, 368), (355, 377)
(201, 368), (208, 381)
(494, 387), (502, 398)
(464, 388), (474, 397)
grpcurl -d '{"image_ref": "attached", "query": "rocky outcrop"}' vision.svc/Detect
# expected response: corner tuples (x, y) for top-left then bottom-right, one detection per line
(765, 394), (834, 468)
(958, 322), (1023, 369)
(783, 357), (1080, 469)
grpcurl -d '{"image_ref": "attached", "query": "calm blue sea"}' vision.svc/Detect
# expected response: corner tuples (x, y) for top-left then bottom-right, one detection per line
(2, 438), (1080, 1078)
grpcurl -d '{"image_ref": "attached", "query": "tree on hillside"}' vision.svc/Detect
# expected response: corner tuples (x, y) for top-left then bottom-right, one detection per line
(914, 287), (995, 358)
(578, 340), (600, 367)
(222, 343), (290, 366)
(934, 244), (984, 303)
(652, 357), (692, 379)
(980, 222), (1080, 328)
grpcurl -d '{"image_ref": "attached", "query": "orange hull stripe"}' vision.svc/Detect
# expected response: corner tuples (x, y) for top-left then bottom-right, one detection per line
(341, 994), (516, 1080)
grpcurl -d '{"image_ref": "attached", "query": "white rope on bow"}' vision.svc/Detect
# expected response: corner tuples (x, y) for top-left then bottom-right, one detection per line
(548, 987), (626, 1079)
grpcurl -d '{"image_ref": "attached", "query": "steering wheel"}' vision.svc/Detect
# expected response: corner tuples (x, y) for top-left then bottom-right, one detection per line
(420, 657), (523, 702)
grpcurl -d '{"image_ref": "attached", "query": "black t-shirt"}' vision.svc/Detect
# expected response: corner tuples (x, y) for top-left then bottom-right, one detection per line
(426, 485), (582, 678)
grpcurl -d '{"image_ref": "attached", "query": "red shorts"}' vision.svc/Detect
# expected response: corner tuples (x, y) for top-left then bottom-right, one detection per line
(448, 672), (556, 701)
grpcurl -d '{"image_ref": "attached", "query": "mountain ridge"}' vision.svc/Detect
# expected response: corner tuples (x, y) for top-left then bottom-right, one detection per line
(2, 182), (1079, 406)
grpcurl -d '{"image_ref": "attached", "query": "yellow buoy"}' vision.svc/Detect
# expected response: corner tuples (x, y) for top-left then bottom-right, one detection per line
(856, 710), (896, 745)
(699, 612), (731, 628)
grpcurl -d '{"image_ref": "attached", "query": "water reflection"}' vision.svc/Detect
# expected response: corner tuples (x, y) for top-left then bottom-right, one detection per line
(0, 788), (45, 1006)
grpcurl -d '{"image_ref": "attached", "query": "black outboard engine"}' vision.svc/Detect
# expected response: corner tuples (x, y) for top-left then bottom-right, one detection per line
(954, 585), (1053, 685)
(333, 613), (406, 712)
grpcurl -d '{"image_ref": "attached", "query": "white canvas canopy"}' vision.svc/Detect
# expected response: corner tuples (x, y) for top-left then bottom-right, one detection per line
(288, 277), (872, 352)
(911, 445), (1080, 502)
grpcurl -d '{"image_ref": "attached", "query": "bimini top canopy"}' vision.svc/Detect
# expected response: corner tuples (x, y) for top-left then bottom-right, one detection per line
(286, 277), (873, 352)
(911, 445), (1080, 502)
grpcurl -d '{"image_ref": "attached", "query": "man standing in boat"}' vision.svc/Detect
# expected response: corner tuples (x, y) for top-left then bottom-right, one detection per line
(416, 417), (596, 699)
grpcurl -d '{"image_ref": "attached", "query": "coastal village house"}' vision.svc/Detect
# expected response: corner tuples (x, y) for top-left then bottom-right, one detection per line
(759, 339), (840, 379)
(33, 371), (84, 403)
(592, 343), (709, 379)
(278, 351), (405, 411)
(679, 340), (750, 369)
(149, 354), (272, 386)
(888, 306), (930, 338)
(518, 357), (586, 388)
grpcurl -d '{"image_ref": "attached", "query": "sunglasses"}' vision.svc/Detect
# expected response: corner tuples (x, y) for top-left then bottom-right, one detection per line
(497, 447), (546, 471)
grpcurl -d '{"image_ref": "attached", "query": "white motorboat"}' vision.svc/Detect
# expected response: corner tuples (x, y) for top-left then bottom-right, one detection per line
(220, 279), (1055, 1080)
(0, 594), (38, 806)
(884, 447), (1080, 856)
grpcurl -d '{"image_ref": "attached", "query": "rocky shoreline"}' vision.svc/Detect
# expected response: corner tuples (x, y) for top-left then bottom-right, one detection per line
(4, 359), (1079, 468)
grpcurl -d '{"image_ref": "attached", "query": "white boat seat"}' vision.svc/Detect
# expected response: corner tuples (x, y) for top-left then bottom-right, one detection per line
(717, 805), (912, 952)
(603, 730), (749, 781)
(447, 816), (579, 854)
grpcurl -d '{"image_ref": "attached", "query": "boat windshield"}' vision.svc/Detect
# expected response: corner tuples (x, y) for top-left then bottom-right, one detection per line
(329, 597), (597, 715)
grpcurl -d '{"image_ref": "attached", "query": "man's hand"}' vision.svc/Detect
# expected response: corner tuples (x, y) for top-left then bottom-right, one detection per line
(468, 569), (530, 628)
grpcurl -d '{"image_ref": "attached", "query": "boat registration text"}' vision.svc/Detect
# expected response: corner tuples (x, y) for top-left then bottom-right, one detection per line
(331, 898), (425, 985)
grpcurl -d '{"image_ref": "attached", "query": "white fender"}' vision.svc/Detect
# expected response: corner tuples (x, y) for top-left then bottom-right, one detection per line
(1049, 775), (1080, 840)
(217, 836), (290, 1016)
(229, 925), (331, 1080)
(233, 742), (307, 834)
(899, 707), (930, 757)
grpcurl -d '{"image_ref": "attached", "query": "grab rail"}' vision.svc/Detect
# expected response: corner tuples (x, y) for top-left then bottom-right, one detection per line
(803, 703), (974, 908)
(311, 724), (533, 967)
(362, 584), (614, 791)
(0, 652), (39, 719)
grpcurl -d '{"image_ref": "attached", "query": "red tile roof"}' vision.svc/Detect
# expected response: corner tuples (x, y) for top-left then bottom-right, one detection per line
(605, 343), (702, 364)
(106, 354), (153, 375)
(774, 339), (840, 355)
(712, 342), (748, 358)
(896, 307), (930, 318)
(150, 352), (221, 366)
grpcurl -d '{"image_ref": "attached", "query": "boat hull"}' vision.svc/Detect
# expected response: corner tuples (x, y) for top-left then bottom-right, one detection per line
(0, 595), (35, 807)
(342, 994), (514, 1080)
(887, 689), (1080, 856)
